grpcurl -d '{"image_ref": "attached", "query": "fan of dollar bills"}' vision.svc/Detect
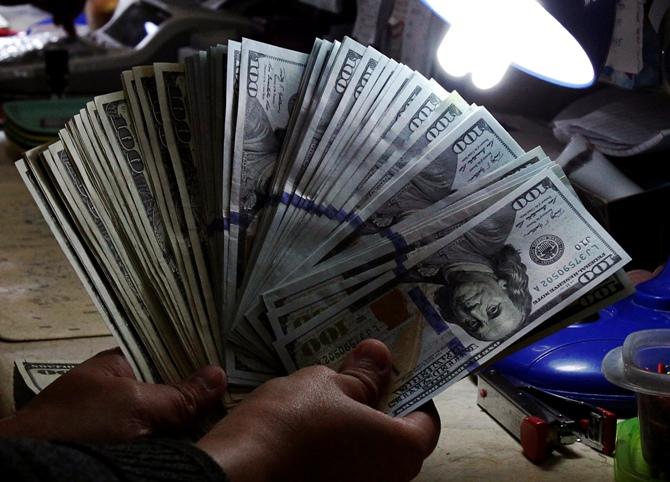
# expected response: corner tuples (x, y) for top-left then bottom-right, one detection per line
(16, 36), (632, 415)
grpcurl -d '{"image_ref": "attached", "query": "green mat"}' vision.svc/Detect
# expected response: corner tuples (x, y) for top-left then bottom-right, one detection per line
(4, 97), (91, 148)
(615, 418), (670, 482)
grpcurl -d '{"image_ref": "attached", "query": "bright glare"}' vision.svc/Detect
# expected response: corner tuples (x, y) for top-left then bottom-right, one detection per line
(554, 362), (589, 373)
(144, 21), (159, 36)
(426, 0), (595, 89)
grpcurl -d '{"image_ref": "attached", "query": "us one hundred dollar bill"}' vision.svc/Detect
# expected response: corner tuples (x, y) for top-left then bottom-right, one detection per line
(16, 35), (633, 410)
(274, 168), (630, 416)
(15, 360), (80, 395)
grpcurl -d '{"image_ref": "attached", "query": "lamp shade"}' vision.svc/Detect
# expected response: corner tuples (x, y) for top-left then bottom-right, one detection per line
(423, 0), (617, 89)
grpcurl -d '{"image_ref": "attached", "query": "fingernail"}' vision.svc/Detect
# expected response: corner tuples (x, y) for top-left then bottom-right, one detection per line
(191, 366), (226, 390)
(352, 340), (391, 372)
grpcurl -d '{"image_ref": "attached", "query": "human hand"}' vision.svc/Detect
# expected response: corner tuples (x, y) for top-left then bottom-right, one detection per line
(628, 264), (665, 287)
(0, 348), (227, 444)
(198, 339), (441, 482)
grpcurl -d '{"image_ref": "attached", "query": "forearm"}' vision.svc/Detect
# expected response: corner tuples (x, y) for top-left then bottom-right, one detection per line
(0, 414), (27, 438)
(0, 437), (230, 482)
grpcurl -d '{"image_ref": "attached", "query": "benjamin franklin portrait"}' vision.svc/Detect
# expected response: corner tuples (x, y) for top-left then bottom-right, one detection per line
(359, 155), (458, 235)
(405, 205), (532, 342)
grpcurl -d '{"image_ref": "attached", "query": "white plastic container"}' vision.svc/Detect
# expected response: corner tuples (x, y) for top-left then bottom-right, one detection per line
(603, 329), (670, 471)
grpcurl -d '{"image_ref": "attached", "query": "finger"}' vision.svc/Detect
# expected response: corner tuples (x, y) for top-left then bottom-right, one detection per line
(396, 401), (441, 458)
(72, 348), (135, 379)
(139, 365), (228, 432)
(627, 269), (654, 286)
(337, 339), (392, 407)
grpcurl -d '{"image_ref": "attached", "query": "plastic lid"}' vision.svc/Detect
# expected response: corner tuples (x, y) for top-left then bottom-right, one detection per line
(634, 263), (670, 311)
(602, 329), (670, 397)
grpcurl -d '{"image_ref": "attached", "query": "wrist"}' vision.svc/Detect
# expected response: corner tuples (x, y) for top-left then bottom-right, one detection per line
(197, 427), (284, 482)
(0, 408), (55, 440)
(0, 413), (30, 438)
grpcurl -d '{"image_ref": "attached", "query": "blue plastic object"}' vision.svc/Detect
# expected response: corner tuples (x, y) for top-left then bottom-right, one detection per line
(27, 12), (88, 34)
(493, 263), (670, 418)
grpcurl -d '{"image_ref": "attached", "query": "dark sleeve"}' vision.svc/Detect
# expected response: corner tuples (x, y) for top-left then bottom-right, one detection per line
(0, 438), (230, 482)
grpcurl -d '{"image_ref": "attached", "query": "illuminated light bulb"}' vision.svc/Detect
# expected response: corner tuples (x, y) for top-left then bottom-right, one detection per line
(424, 0), (595, 89)
(471, 56), (509, 90)
(436, 26), (474, 78)
(144, 21), (159, 36)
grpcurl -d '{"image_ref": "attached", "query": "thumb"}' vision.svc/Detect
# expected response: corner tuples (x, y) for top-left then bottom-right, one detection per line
(337, 339), (392, 407)
(139, 366), (227, 432)
(397, 401), (442, 458)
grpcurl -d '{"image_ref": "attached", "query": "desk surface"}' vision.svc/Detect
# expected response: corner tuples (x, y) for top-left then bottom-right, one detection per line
(0, 138), (108, 342)
(0, 134), (613, 481)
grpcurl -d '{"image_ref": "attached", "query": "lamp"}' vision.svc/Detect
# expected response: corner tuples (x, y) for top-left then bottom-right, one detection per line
(423, 0), (617, 90)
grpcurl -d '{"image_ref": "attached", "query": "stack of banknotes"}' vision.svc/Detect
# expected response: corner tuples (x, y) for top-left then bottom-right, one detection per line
(16, 37), (632, 416)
